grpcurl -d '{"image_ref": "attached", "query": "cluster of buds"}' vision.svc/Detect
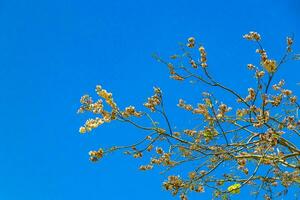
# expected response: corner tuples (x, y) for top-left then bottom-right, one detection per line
(216, 103), (231, 118)
(177, 99), (193, 111)
(199, 46), (207, 68)
(178, 146), (192, 157)
(188, 184), (204, 193)
(79, 118), (104, 134)
(183, 129), (197, 137)
(237, 158), (248, 174)
(254, 110), (270, 127)
(161, 153), (174, 166)
(150, 151), (174, 166)
(144, 88), (162, 111)
(156, 147), (164, 154)
(78, 85), (120, 134)
(190, 59), (198, 68)
(272, 79), (285, 90)
(96, 85), (117, 109)
(88, 100), (104, 114)
(78, 95), (93, 113)
(193, 103), (209, 116)
(203, 128), (218, 142)
(262, 59), (277, 73)
(255, 48), (277, 73)
(189, 141), (201, 151)
(146, 144), (153, 152)
(167, 63), (184, 81)
(270, 94), (282, 107)
(245, 88), (256, 101)
(89, 148), (104, 162)
(188, 171), (197, 179)
(280, 171), (299, 187)
(243, 31), (261, 41)
(163, 175), (185, 195)
(283, 116), (297, 130)
(133, 151), (143, 158)
(259, 129), (279, 146)
(150, 157), (162, 165)
(281, 89), (292, 96)
(236, 108), (249, 118)
(139, 164), (153, 171)
(256, 49), (268, 62)
(255, 70), (265, 78)
(247, 64), (255, 70)
(287, 37), (293, 52)
(289, 96), (297, 104)
(180, 194), (188, 200)
(122, 106), (142, 118)
(187, 37), (195, 48)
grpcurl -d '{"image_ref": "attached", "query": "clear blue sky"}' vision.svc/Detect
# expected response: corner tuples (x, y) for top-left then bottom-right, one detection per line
(0, 0), (299, 199)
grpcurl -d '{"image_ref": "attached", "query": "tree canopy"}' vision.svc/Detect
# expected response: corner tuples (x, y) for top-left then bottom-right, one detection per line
(78, 32), (300, 200)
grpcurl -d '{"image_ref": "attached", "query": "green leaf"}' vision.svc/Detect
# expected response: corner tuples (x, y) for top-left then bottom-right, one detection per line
(227, 183), (241, 194)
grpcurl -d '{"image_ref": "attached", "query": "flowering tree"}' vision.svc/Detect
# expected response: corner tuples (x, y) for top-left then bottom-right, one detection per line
(78, 32), (300, 200)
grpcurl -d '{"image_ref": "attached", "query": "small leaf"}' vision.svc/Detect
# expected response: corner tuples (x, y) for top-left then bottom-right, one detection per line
(227, 183), (241, 194)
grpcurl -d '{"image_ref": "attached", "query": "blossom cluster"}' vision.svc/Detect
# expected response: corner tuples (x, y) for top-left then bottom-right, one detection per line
(199, 46), (207, 68)
(78, 85), (118, 134)
(89, 148), (104, 162)
(143, 87), (162, 111)
(243, 31), (261, 41)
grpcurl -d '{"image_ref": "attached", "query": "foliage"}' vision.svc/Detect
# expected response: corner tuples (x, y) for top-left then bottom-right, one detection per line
(78, 32), (300, 199)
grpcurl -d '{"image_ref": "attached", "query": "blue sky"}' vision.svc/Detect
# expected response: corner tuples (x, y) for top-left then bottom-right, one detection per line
(0, 0), (299, 199)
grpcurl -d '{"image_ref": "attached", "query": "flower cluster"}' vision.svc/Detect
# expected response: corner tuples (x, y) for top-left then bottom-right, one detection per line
(79, 118), (104, 133)
(139, 164), (153, 170)
(144, 87), (162, 111)
(199, 46), (207, 68)
(183, 129), (197, 137)
(187, 37), (195, 48)
(96, 85), (117, 109)
(254, 47), (278, 73)
(217, 103), (231, 118)
(254, 110), (270, 127)
(243, 31), (261, 41)
(201, 127), (218, 142)
(272, 79), (285, 90)
(78, 85), (119, 134)
(245, 88), (256, 101)
(255, 70), (265, 78)
(89, 148), (104, 162)
(262, 59), (277, 73)
(190, 59), (198, 69)
(177, 99), (193, 111)
(122, 106), (142, 118)
(163, 175), (185, 195)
